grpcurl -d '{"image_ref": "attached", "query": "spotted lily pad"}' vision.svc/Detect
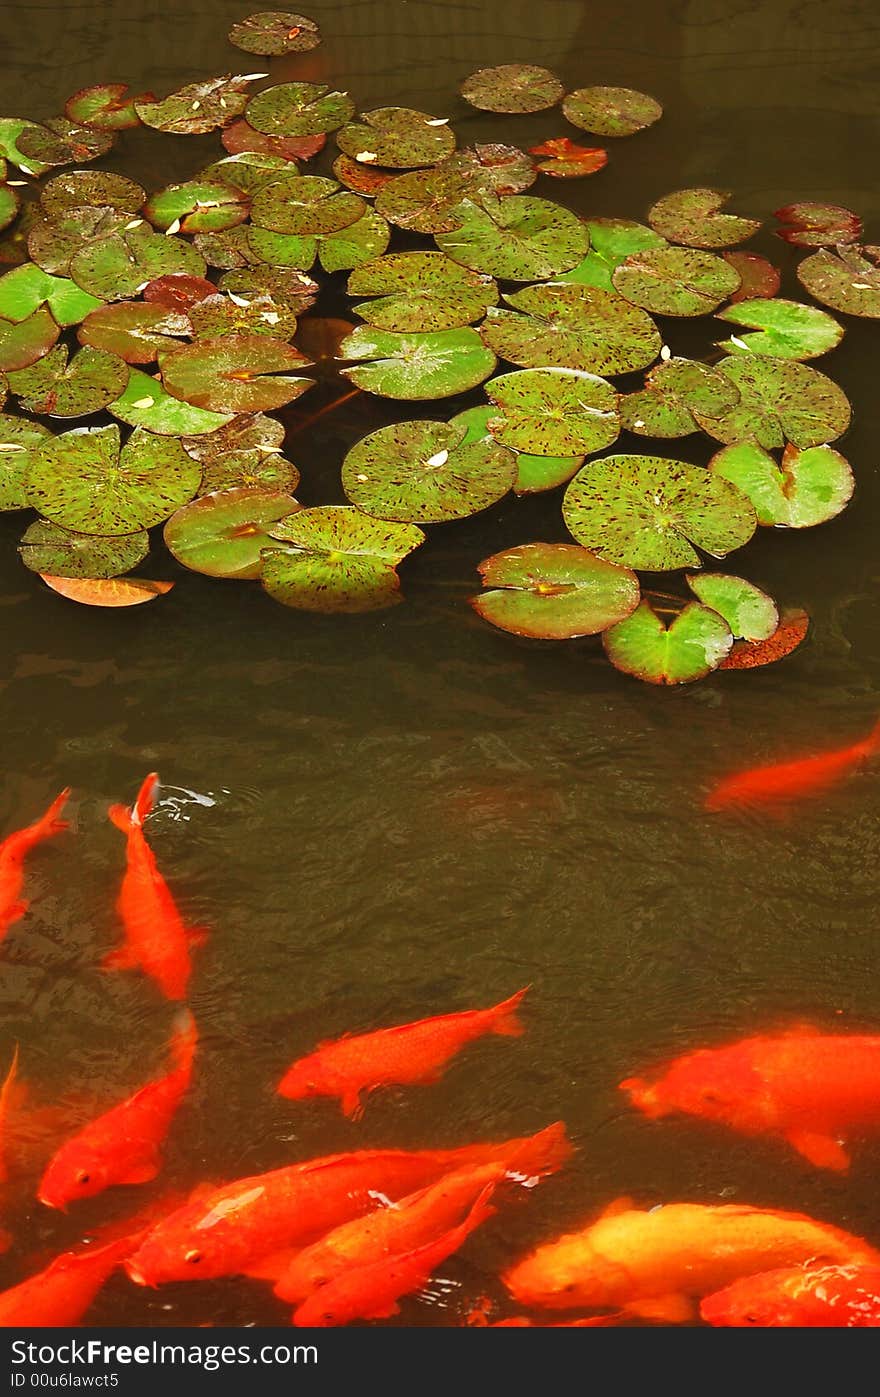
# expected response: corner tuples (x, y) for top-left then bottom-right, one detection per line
(251, 174), (364, 235)
(0, 118), (52, 176)
(720, 607), (809, 670)
(708, 440), (854, 527)
(165, 486), (301, 578)
(612, 247), (741, 316)
(686, 572), (777, 640)
(620, 358), (740, 438)
(471, 542), (639, 639)
(460, 65), (563, 114)
(348, 252), (497, 331)
(64, 83), (154, 131)
(0, 307), (60, 371)
(339, 325), (495, 399)
(18, 118), (114, 169)
(317, 208), (391, 272)
(439, 143), (536, 196)
(435, 195), (588, 281)
(27, 206), (133, 277)
(41, 574), (174, 606)
(648, 189), (760, 249)
(374, 168), (473, 234)
(6, 344), (128, 416)
(197, 226), (263, 269)
(78, 302), (192, 362)
(692, 356), (851, 448)
(0, 263), (102, 326)
(27, 424), (202, 534)
(341, 418), (515, 522)
(109, 368), (234, 435)
(246, 83), (354, 137)
(136, 76), (257, 135)
(0, 185), (19, 233)
(716, 297), (843, 360)
(485, 367), (620, 456)
(562, 86), (662, 137)
(188, 291), (299, 341)
(450, 403), (583, 494)
(19, 518), (149, 578)
(144, 181), (250, 234)
(69, 225), (207, 301)
(529, 138), (607, 178)
(774, 202), (862, 247)
(197, 450), (299, 495)
(218, 264), (318, 311)
(0, 414), (51, 509)
(228, 11), (321, 55)
(0, 203), (40, 267)
(723, 251), (781, 303)
(797, 246), (880, 318)
(332, 154), (396, 197)
(559, 219), (667, 293)
(222, 118), (324, 162)
(262, 505), (424, 612)
(563, 454), (756, 569)
(336, 107), (455, 169)
(160, 334), (313, 412)
(181, 410), (286, 477)
(603, 599), (732, 684)
(143, 273), (218, 312)
(480, 282), (661, 376)
(41, 171), (145, 217)
(198, 153), (289, 197)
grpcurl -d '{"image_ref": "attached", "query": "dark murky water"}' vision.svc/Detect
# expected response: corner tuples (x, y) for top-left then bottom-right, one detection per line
(1, 0), (880, 1326)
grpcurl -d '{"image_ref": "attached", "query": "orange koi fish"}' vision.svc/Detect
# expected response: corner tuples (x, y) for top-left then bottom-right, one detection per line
(503, 1199), (880, 1324)
(38, 1012), (197, 1209)
(277, 988), (529, 1118)
(126, 1122), (572, 1286)
(701, 1262), (880, 1327)
(292, 1184), (497, 1327)
(621, 1028), (880, 1171)
(0, 1045), (19, 1185)
(105, 773), (206, 1001)
(0, 1230), (145, 1326)
(0, 789), (69, 942)
(704, 718), (880, 811)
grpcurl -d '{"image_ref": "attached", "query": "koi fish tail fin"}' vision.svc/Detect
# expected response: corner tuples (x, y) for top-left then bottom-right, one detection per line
(505, 1121), (574, 1182)
(133, 773), (159, 827)
(169, 1009), (198, 1077)
(37, 788), (71, 838)
(490, 986), (530, 1038)
(618, 1076), (665, 1119)
(463, 1181), (498, 1233)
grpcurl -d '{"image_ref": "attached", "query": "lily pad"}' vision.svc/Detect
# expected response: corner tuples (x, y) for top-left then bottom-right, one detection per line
(109, 368), (234, 435)
(218, 264), (318, 311)
(78, 301), (192, 362)
(716, 297), (843, 360)
(136, 76), (256, 135)
(0, 414), (51, 509)
(435, 195), (588, 281)
(19, 518), (149, 578)
(143, 273), (218, 312)
(160, 334), (313, 412)
(692, 356), (851, 448)
(18, 118), (114, 169)
(797, 246), (880, 318)
(0, 203), (41, 267)
(251, 174), (364, 235)
(460, 65), (563, 114)
(181, 410), (286, 475)
(341, 418), (515, 522)
(262, 506), (424, 613)
(339, 325), (496, 399)
(188, 291), (299, 341)
(198, 152), (289, 197)
(222, 118), (324, 162)
(439, 143), (536, 196)
(471, 542), (639, 639)
(559, 219), (667, 293)
(144, 180), (250, 234)
(247, 225), (318, 269)
(41, 574), (174, 606)
(723, 251), (781, 303)
(484, 366), (620, 456)
(317, 208), (391, 272)
(0, 184), (19, 232)
(612, 247), (741, 316)
(529, 138), (607, 178)
(708, 440), (854, 527)
(648, 189), (760, 249)
(348, 251), (498, 331)
(774, 201), (862, 247)
(0, 118), (52, 176)
(27, 424), (202, 534)
(228, 11), (321, 55)
(720, 606), (809, 669)
(28, 206), (133, 277)
(196, 226), (263, 270)
(0, 307), (60, 371)
(64, 83), (154, 131)
(40, 171), (145, 217)
(336, 107), (455, 169)
(686, 571), (777, 640)
(603, 599), (732, 684)
(246, 83), (354, 137)
(562, 86), (662, 137)
(374, 168), (473, 234)
(450, 403), (583, 494)
(480, 282), (661, 375)
(332, 153), (396, 197)
(69, 225), (207, 301)
(563, 454), (756, 569)
(198, 449), (299, 495)
(6, 344), (128, 416)
(165, 486), (301, 578)
(620, 358), (740, 438)
(0, 263), (102, 326)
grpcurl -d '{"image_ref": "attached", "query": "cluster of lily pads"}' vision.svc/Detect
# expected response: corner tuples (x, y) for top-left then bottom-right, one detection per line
(0, 13), (876, 681)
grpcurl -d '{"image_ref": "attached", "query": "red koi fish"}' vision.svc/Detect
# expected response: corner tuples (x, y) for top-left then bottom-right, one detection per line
(0, 1230), (145, 1327)
(292, 1184), (497, 1327)
(704, 718), (880, 811)
(621, 1028), (880, 1171)
(701, 1262), (880, 1327)
(0, 789), (69, 942)
(125, 1122), (572, 1285)
(277, 988), (529, 1118)
(0, 1045), (19, 1185)
(38, 1012), (197, 1209)
(105, 773), (206, 1000)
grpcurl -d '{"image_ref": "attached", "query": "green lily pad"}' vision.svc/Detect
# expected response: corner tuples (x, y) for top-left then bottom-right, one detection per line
(480, 282), (661, 375)
(435, 195), (588, 281)
(374, 168), (473, 234)
(774, 201), (862, 248)
(348, 252), (497, 332)
(721, 606), (809, 670)
(484, 366), (620, 456)
(40, 171), (145, 217)
(0, 307), (60, 371)
(196, 226), (263, 270)
(64, 83), (153, 131)
(559, 219), (667, 293)
(317, 208), (391, 272)
(136, 76), (255, 135)
(0, 118), (52, 176)
(181, 410), (286, 474)
(262, 506), (424, 613)
(228, 11), (321, 55)
(247, 225), (317, 269)
(716, 297), (844, 360)
(246, 82), (354, 137)
(197, 449), (299, 495)
(724, 251), (781, 303)
(471, 542), (640, 639)
(27, 424), (202, 534)
(450, 403), (583, 494)
(797, 246), (880, 319)
(686, 571), (777, 640)
(218, 264), (318, 311)
(0, 414), (51, 509)
(603, 599), (732, 684)
(18, 517), (149, 578)
(222, 117), (324, 162)
(78, 301), (191, 362)
(332, 153), (396, 197)
(0, 263), (102, 326)
(251, 174), (364, 235)
(692, 356), (851, 448)
(27, 206), (133, 277)
(198, 152), (290, 197)
(708, 439), (854, 527)
(188, 291), (299, 341)
(108, 368), (234, 435)
(439, 142), (536, 196)
(562, 86), (662, 137)
(563, 454), (756, 570)
(69, 225), (207, 302)
(143, 273), (218, 311)
(460, 65), (563, 114)
(160, 334), (313, 412)
(339, 325), (496, 399)
(18, 118), (114, 169)
(336, 107), (455, 169)
(6, 344), (128, 416)
(165, 486), (301, 578)
(0, 184), (19, 233)
(647, 189), (761, 249)
(619, 358), (740, 438)
(144, 180), (250, 234)
(341, 418), (515, 522)
(612, 246), (741, 316)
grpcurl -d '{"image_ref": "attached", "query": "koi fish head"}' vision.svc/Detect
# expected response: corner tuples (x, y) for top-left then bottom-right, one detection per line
(620, 1050), (767, 1134)
(273, 1248), (334, 1306)
(126, 1183), (268, 1284)
(38, 1144), (114, 1210)
(503, 1235), (629, 1311)
(275, 1054), (334, 1103)
(700, 1269), (805, 1327)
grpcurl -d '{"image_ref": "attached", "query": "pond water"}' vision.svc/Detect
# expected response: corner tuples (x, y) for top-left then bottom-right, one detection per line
(1, 0), (880, 1326)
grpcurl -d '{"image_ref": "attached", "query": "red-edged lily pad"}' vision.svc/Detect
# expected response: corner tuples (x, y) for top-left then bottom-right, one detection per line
(797, 245), (880, 319)
(143, 273), (218, 312)
(136, 76), (258, 135)
(603, 599), (732, 684)
(165, 486), (301, 578)
(471, 542), (640, 640)
(723, 251), (781, 303)
(78, 302), (191, 363)
(0, 307), (60, 372)
(188, 290), (300, 341)
(686, 571), (778, 641)
(160, 333), (313, 412)
(529, 138), (607, 178)
(774, 202), (863, 247)
(65, 83), (155, 131)
(720, 607), (809, 669)
(222, 118), (325, 162)
(708, 439), (854, 527)
(144, 181), (250, 234)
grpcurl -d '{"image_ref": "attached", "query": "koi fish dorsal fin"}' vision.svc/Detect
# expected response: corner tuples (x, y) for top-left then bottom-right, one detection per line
(133, 773), (159, 827)
(39, 788), (71, 835)
(784, 1129), (851, 1171)
(596, 1196), (637, 1221)
(108, 804), (133, 835)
